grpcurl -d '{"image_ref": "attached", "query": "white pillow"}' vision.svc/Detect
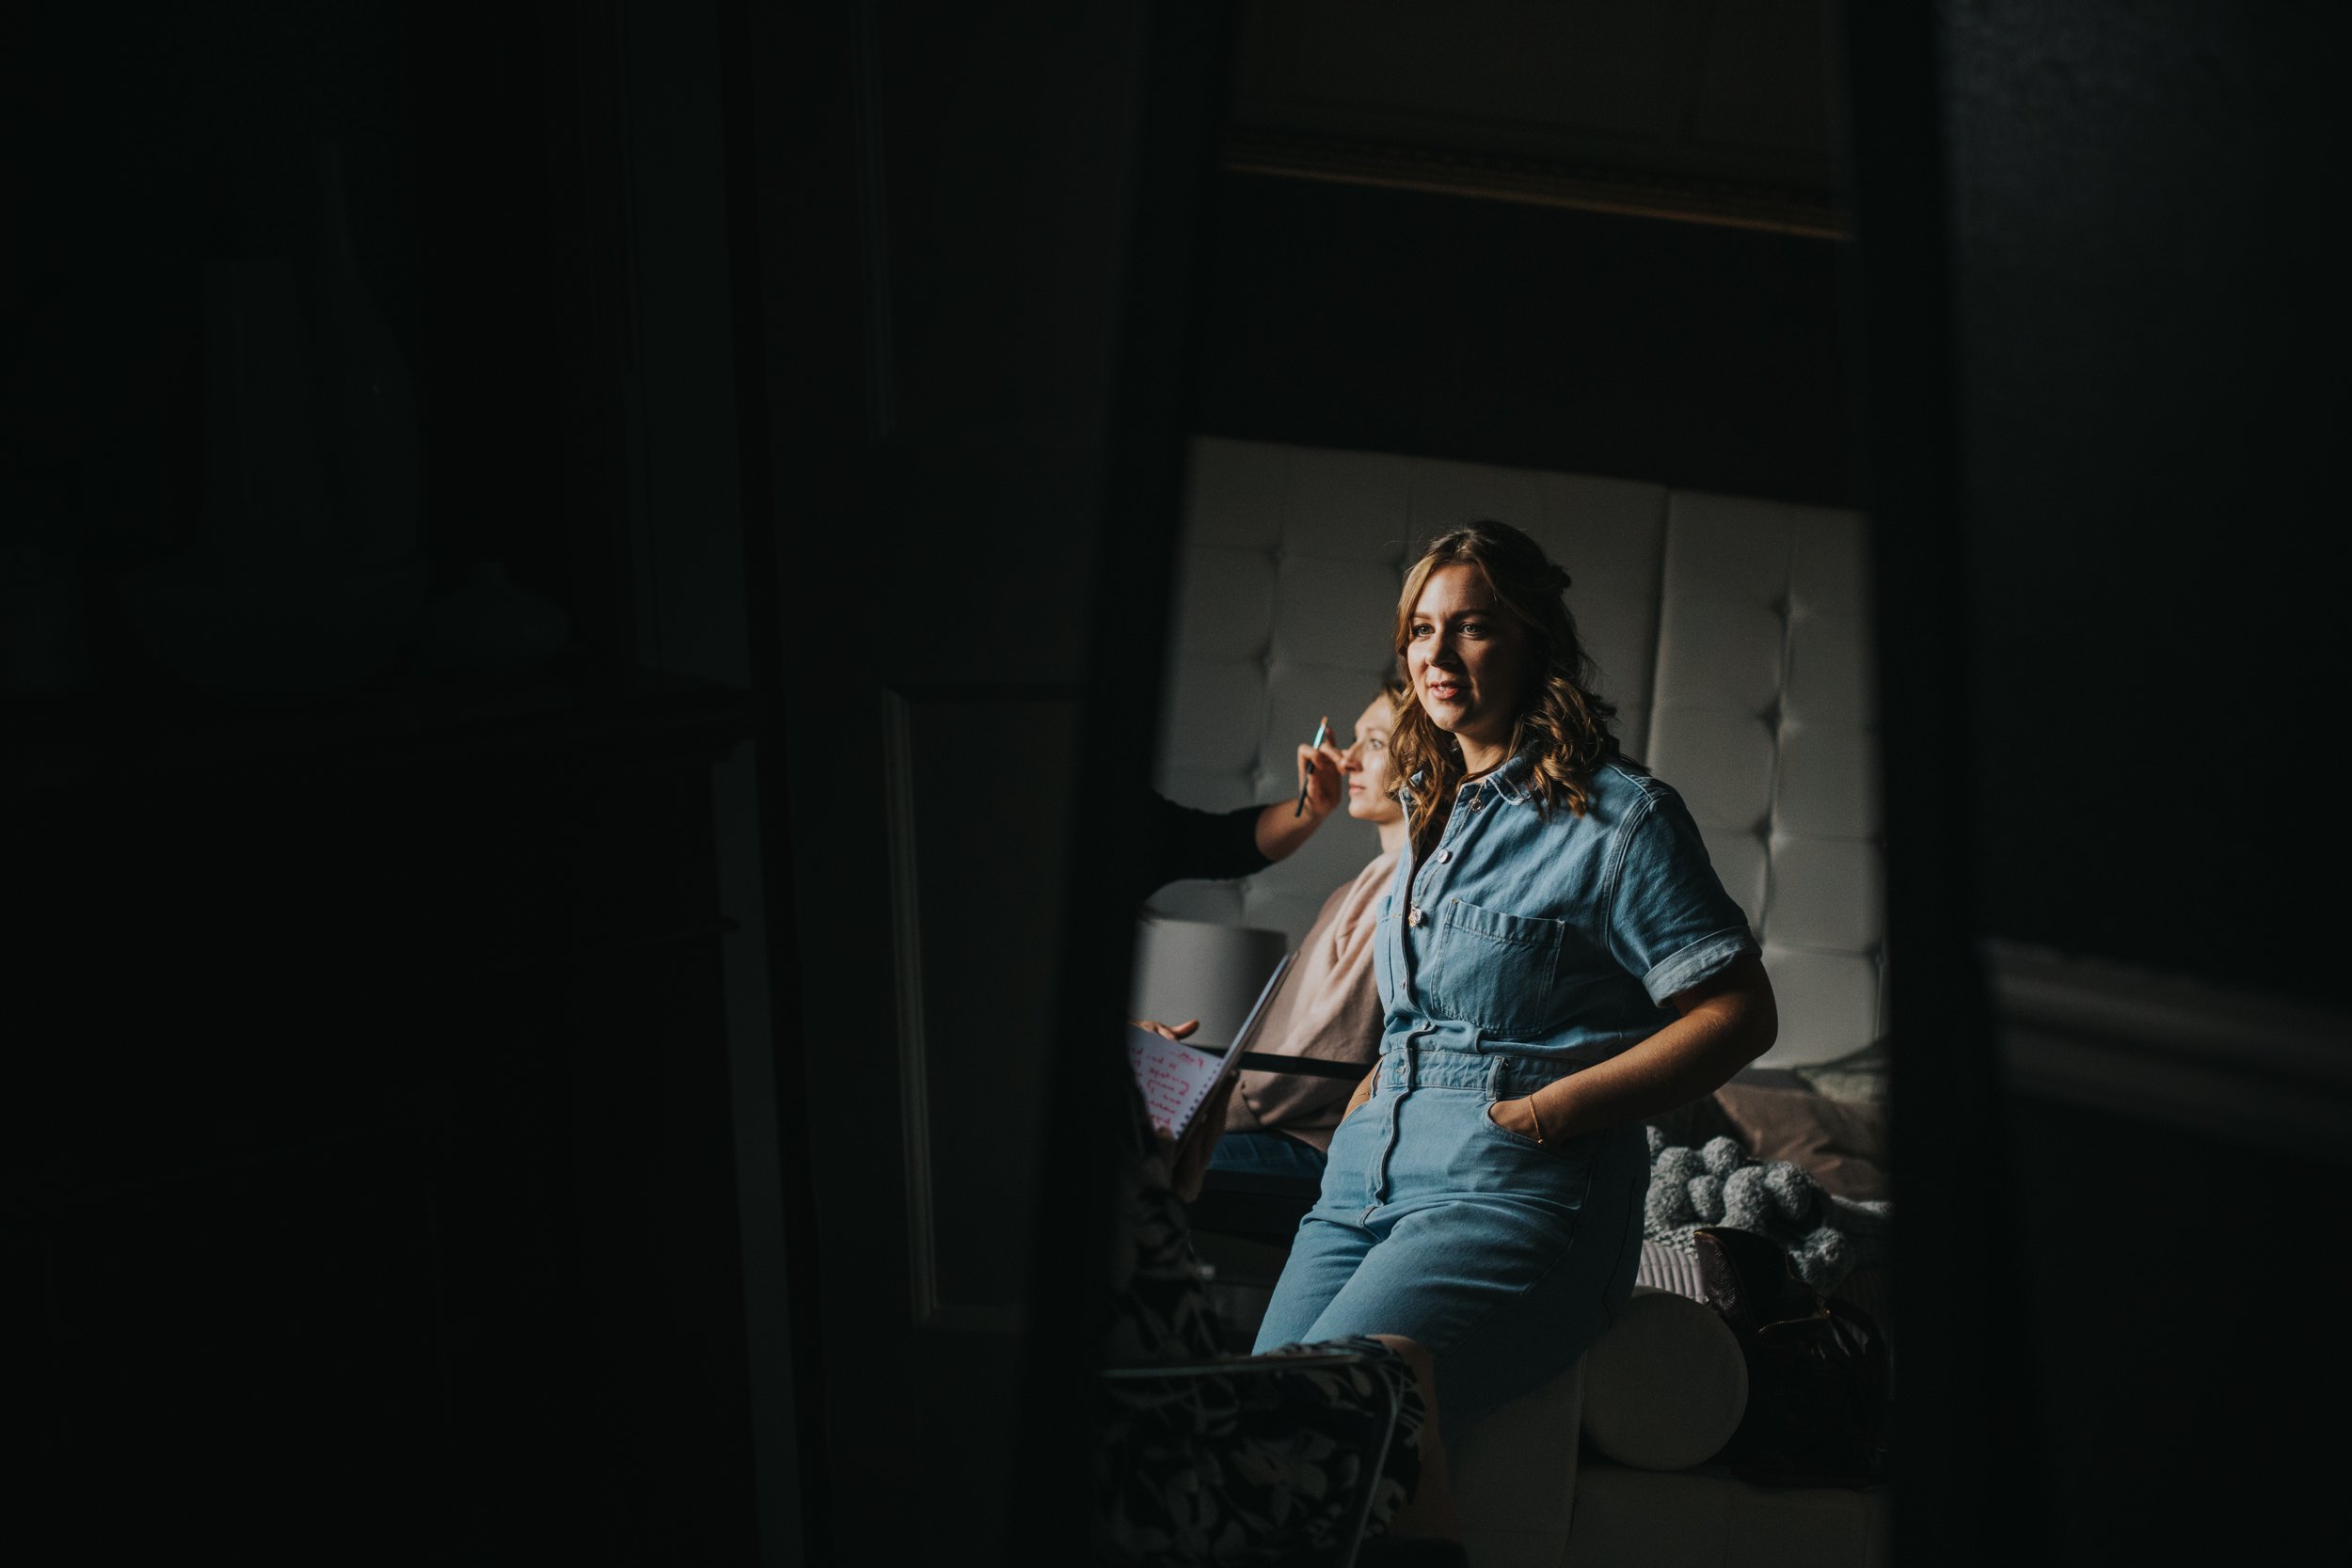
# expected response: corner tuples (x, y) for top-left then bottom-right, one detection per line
(1581, 1287), (1748, 1471)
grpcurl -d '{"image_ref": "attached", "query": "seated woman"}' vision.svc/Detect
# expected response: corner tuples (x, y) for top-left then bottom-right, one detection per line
(1210, 683), (1411, 1182)
(1252, 519), (1778, 1445)
(1097, 1037), (1459, 1565)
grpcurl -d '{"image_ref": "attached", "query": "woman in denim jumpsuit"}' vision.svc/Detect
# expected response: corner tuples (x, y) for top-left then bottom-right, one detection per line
(1251, 520), (1779, 1442)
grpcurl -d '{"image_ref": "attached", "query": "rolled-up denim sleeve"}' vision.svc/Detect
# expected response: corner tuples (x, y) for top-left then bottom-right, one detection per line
(1609, 787), (1760, 1006)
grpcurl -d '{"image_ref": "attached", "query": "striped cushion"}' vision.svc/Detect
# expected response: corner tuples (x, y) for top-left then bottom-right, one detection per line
(1635, 1241), (1894, 1354)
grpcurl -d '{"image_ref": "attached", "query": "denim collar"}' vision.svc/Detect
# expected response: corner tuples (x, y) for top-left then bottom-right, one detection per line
(1404, 750), (1536, 806)
(1485, 751), (1536, 804)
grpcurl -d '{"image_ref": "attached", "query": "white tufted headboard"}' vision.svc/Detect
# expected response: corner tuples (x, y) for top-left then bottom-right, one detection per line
(1149, 437), (1884, 1069)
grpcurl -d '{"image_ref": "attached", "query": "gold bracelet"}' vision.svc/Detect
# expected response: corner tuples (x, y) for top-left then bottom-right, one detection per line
(1525, 1095), (1546, 1144)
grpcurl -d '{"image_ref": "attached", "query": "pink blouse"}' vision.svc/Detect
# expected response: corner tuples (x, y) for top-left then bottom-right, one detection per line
(1222, 847), (1400, 1152)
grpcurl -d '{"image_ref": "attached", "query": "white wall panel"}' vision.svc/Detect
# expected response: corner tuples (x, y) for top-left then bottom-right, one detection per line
(1708, 832), (1772, 934)
(1284, 445), (1419, 561)
(1153, 764), (1256, 816)
(1157, 658), (1267, 772)
(1183, 437), (1288, 550)
(1273, 555), (1406, 667)
(1171, 545), (1276, 657)
(1758, 946), (1883, 1067)
(1783, 609), (1872, 725)
(1406, 455), (1550, 542)
(1530, 472), (1668, 746)
(1646, 707), (1776, 832)
(1775, 723), (1882, 839)
(1653, 599), (1787, 713)
(1661, 492), (1792, 600)
(1767, 837), (1885, 953)
(1531, 474), (1671, 583)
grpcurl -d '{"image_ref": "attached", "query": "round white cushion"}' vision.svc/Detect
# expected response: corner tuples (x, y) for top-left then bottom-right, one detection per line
(1580, 1286), (1749, 1471)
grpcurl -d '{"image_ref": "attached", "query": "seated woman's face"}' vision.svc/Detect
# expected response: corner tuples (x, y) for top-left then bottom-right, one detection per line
(1406, 562), (1531, 752)
(1344, 694), (1405, 826)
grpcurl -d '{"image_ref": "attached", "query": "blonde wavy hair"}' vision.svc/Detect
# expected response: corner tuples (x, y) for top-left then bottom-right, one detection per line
(1388, 520), (1621, 842)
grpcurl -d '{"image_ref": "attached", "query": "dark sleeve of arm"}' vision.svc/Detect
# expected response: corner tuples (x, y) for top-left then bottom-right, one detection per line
(1139, 788), (1273, 901)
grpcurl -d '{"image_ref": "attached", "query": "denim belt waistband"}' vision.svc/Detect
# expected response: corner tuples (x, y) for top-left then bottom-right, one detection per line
(1378, 1034), (1581, 1097)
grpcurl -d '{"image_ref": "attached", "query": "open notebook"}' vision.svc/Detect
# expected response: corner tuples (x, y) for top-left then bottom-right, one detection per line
(1124, 951), (1294, 1143)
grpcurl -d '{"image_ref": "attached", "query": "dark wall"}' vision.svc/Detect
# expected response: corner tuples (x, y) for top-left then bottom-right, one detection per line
(2003, 1094), (2343, 1562)
(2, 2), (419, 564)
(7, 6), (770, 1560)
(1848, 4), (2352, 1561)
(1946, 0), (2344, 1003)
(1, 2), (578, 678)
(1192, 173), (1857, 508)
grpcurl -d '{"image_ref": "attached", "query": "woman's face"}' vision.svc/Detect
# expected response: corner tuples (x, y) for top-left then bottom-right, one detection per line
(1405, 562), (1532, 762)
(1343, 694), (1404, 825)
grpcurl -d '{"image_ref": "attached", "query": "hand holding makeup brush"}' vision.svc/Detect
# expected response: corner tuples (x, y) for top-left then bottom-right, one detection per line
(1292, 716), (1347, 820)
(1295, 716), (1331, 816)
(1247, 717), (1350, 863)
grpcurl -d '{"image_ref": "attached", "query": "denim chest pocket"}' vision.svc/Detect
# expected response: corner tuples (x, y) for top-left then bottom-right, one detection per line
(1428, 895), (1565, 1038)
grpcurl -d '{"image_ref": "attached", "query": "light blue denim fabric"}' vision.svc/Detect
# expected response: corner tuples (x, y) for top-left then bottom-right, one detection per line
(1253, 752), (1756, 1438)
(1374, 752), (1756, 1064)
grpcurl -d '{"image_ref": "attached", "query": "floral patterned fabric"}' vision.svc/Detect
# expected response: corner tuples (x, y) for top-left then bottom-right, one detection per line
(1095, 1085), (1425, 1566)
